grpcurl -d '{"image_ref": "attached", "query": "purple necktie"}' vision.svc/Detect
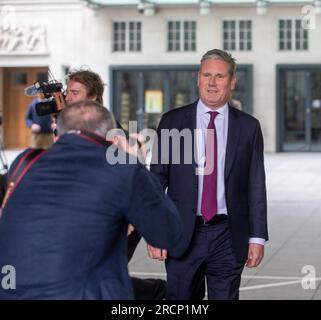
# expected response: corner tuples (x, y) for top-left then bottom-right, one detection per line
(201, 111), (219, 222)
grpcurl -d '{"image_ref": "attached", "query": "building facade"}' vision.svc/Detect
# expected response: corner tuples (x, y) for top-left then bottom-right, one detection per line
(0, 0), (321, 152)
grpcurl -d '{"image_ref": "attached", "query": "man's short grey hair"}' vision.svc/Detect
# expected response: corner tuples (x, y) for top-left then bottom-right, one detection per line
(200, 49), (236, 78)
(57, 100), (116, 137)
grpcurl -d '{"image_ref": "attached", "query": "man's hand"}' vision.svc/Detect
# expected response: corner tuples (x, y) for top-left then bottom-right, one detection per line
(245, 243), (264, 268)
(127, 224), (135, 236)
(127, 133), (148, 163)
(147, 244), (167, 261)
(115, 133), (148, 164)
(31, 123), (41, 133)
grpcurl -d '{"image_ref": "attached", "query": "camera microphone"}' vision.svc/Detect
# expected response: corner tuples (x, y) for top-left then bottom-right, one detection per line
(24, 85), (39, 97)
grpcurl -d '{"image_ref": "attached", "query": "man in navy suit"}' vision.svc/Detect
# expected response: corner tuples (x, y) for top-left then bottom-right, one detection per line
(0, 100), (182, 299)
(149, 49), (268, 300)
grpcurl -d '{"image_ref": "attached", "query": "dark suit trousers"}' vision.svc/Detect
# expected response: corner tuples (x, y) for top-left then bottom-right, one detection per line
(127, 229), (142, 261)
(165, 220), (244, 300)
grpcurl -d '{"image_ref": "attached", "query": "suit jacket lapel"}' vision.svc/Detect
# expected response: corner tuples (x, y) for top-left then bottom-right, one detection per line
(225, 106), (241, 181)
(180, 101), (198, 191)
(182, 101), (197, 131)
(182, 101), (197, 165)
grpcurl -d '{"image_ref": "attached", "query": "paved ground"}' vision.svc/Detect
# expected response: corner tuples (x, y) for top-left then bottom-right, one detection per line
(3, 150), (321, 299)
(128, 153), (321, 300)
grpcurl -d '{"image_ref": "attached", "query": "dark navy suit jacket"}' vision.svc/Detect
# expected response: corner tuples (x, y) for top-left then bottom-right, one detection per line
(0, 133), (182, 299)
(150, 101), (268, 261)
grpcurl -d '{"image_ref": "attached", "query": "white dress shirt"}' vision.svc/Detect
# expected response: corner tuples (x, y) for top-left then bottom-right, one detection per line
(196, 99), (228, 216)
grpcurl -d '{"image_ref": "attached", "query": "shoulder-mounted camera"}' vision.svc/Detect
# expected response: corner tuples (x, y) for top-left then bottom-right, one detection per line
(25, 80), (66, 116)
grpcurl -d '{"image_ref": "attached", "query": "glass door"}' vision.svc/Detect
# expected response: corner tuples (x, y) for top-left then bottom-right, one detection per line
(282, 70), (307, 151)
(143, 71), (165, 131)
(233, 66), (253, 115)
(311, 71), (321, 151)
(168, 70), (198, 109)
(281, 68), (321, 152)
(114, 70), (139, 131)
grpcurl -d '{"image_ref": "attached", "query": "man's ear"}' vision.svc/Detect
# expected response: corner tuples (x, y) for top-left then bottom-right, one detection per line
(89, 95), (98, 101)
(231, 76), (237, 91)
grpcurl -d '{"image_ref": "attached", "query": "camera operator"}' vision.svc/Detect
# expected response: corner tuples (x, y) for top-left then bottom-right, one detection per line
(65, 69), (104, 104)
(0, 100), (182, 300)
(64, 69), (167, 299)
(25, 93), (54, 149)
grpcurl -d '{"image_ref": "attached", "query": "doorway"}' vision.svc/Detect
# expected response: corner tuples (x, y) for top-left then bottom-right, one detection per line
(3, 67), (48, 149)
(278, 66), (321, 151)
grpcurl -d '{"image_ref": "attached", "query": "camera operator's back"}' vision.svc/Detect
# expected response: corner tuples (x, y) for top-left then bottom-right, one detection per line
(0, 102), (182, 300)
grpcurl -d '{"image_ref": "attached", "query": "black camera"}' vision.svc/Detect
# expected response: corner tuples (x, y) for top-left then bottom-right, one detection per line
(36, 99), (59, 116)
(25, 81), (66, 116)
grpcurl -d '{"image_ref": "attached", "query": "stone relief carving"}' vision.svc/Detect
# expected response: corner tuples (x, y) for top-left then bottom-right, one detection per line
(0, 24), (48, 55)
(0, 5), (48, 55)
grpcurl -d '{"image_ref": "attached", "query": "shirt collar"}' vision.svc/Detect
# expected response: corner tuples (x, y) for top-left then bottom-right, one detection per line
(197, 99), (229, 118)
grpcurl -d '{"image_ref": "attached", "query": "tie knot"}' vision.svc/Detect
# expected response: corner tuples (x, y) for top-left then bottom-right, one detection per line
(208, 111), (219, 121)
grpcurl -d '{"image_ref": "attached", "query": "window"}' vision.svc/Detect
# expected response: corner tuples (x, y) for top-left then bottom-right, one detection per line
(113, 22), (126, 52)
(167, 20), (196, 52)
(223, 20), (252, 51)
(10, 72), (27, 85)
(113, 21), (142, 52)
(184, 21), (196, 51)
(36, 72), (48, 83)
(168, 21), (181, 51)
(239, 20), (252, 51)
(279, 19), (308, 51)
(295, 19), (308, 50)
(129, 22), (141, 51)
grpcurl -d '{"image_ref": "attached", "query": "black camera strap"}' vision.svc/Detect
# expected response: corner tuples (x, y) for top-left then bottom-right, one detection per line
(78, 130), (113, 148)
(0, 148), (46, 213)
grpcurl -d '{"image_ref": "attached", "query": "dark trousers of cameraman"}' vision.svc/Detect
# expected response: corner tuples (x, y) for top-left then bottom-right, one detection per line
(128, 230), (166, 300)
(31, 133), (54, 150)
